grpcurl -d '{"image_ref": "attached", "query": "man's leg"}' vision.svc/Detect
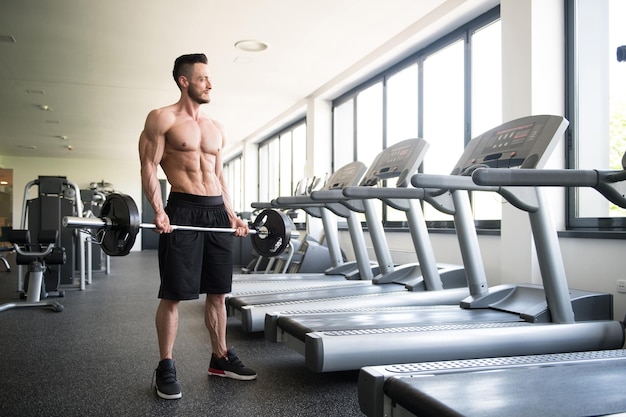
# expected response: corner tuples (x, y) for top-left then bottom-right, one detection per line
(154, 299), (182, 399)
(206, 293), (257, 380)
(205, 293), (227, 357)
(156, 299), (180, 360)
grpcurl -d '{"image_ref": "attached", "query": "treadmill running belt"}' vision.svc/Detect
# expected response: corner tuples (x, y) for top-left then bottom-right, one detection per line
(384, 360), (626, 417)
(275, 307), (524, 342)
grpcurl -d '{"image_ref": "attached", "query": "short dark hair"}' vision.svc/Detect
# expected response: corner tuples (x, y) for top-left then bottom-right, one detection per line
(172, 53), (208, 88)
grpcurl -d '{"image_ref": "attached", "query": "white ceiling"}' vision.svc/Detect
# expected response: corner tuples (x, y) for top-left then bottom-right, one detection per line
(0, 0), (497, 162)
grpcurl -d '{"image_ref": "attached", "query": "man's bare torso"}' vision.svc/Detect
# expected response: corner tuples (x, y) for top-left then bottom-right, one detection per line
(160, 106), (224, 197)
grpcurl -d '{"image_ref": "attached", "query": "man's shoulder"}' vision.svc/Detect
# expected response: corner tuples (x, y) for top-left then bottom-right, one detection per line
(149, 104), (177, 118)
(146, 105), (177, 129)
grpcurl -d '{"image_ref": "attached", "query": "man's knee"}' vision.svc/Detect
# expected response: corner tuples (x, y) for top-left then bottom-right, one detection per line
(206, 293), (226, 305)
(159, 298), (180, 312)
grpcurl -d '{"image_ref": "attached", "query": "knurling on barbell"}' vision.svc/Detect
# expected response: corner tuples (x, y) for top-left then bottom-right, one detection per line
(63, 193), (294, 257)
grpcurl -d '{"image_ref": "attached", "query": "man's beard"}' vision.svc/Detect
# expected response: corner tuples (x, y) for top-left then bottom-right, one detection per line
(189, 86), (210, 104)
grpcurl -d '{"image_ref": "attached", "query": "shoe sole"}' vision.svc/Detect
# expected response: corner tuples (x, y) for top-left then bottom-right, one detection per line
(156, 388), (182, 400)
(208, 369), (257, 381)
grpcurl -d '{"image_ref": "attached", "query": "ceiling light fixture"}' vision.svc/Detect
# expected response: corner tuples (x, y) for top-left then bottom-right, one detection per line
(39, 104), (51, 111)
(234, 40), (269, 52)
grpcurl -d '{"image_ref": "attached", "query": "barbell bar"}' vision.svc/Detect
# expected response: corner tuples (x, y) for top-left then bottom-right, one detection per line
(63, 193), (296, 258)
(63, 216), (273, 238)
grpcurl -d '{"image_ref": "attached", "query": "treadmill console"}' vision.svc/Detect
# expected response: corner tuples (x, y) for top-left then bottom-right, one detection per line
(359, 138), (429, 187)
(323, 161), (368, 190)
(452, 115), (568, 175)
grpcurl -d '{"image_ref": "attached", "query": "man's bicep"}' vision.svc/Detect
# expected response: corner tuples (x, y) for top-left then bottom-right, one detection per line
(139, 111), (166, 164)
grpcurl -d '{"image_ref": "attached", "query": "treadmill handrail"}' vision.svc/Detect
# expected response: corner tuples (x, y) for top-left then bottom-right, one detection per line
(472, 168), (599, 186)
(274, 195), (317, 206)
(250, 201), (273, 209)
(472, 168), (626, 209)
(311, 189), (365, 212)
(411, 173), (500, 192)
(311, 189), (347, 201)
(342, 186), (427, 200)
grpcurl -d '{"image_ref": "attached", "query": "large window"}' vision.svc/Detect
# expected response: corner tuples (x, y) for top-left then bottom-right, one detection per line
(566, 0), (626, 230)
(332, 7), (501, 228)
(224, 154), (243, 213)
(470, 18), (503, 223)
(421, 39), (466, 222)
(258, 120), (307, 222)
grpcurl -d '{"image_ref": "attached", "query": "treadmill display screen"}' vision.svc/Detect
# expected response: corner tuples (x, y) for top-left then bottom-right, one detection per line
(360, 138), (428, 186)
(482, 122), (540, 153)
(451, 115), (568, 173)
(375, 143), (411, 176)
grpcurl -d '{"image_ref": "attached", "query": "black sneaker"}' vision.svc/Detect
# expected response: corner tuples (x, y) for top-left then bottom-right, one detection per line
(208, 348), (257, 380)
(154, 359), (182, 400)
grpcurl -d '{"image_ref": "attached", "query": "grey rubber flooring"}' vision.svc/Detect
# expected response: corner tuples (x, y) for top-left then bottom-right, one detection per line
(0, 250), (363, 417)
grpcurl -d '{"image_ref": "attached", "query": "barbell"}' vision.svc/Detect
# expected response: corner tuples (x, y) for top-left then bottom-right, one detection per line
(63, 193), (295, 257)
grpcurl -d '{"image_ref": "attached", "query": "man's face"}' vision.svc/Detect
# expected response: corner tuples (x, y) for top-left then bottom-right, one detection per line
(186, 63), (212, 104)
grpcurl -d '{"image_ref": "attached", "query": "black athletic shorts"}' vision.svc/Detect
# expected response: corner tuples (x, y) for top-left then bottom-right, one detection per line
(158, 192), (234, 300)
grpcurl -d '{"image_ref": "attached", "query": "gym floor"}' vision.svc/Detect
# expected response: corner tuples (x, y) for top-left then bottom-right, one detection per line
(0, 251), (363, 417)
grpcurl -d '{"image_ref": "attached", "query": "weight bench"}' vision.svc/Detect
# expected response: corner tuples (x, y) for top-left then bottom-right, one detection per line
(0, 229), (66, 313)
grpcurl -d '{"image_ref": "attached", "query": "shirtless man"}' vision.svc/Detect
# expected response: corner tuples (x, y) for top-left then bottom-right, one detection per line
(139, 53), (257, 401)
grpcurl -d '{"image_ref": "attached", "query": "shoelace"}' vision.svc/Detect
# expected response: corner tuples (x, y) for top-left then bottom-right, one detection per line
(225, 353), (244, 368)
(153, 366), (177, 387)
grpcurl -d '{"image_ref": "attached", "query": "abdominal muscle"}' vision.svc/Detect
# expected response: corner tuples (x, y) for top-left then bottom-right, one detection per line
(161, 150), (222, 197)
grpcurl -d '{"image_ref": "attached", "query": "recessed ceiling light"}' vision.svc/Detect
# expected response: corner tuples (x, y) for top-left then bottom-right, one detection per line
(234, 40), (268, 52)
(27, 89), (45, 95)
(18, 145), (37, 150)
(39, 104), (51, 111)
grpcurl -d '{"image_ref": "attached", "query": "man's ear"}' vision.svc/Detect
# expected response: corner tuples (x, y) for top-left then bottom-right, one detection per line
(178, 75), (188, 88)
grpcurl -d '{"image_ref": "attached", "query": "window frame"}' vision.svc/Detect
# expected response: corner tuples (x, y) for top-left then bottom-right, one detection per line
(565, 0), (626, 233)
(223, 153), (244, 213)
(331, 6), (501, 230)
(257, 118), (308, 226)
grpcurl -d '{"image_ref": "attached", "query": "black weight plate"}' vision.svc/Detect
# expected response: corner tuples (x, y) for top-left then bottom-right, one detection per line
(100, 193), (140, 256)
(250, 209), (292, 257)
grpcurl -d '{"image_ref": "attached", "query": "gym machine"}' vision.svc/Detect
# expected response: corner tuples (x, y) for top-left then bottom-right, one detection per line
(268, 115), (621, 373)
(18, 176), (86, 295)
(228, 163), (378, 299)
(0, 229), (65, 313)
(359, 151), (626, 417)
(229, 139), (470, 333)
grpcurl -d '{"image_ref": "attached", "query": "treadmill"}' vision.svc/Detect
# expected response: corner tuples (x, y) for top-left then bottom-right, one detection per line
(227, 161), (391, 330)
(263, 142), (502, 342)
(228, 162), (378, 295)
(267, 115), (622, 372)
(233, 175), (354, 281)
(227, 139), (469, 332)
(359, 156), (626, 417)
